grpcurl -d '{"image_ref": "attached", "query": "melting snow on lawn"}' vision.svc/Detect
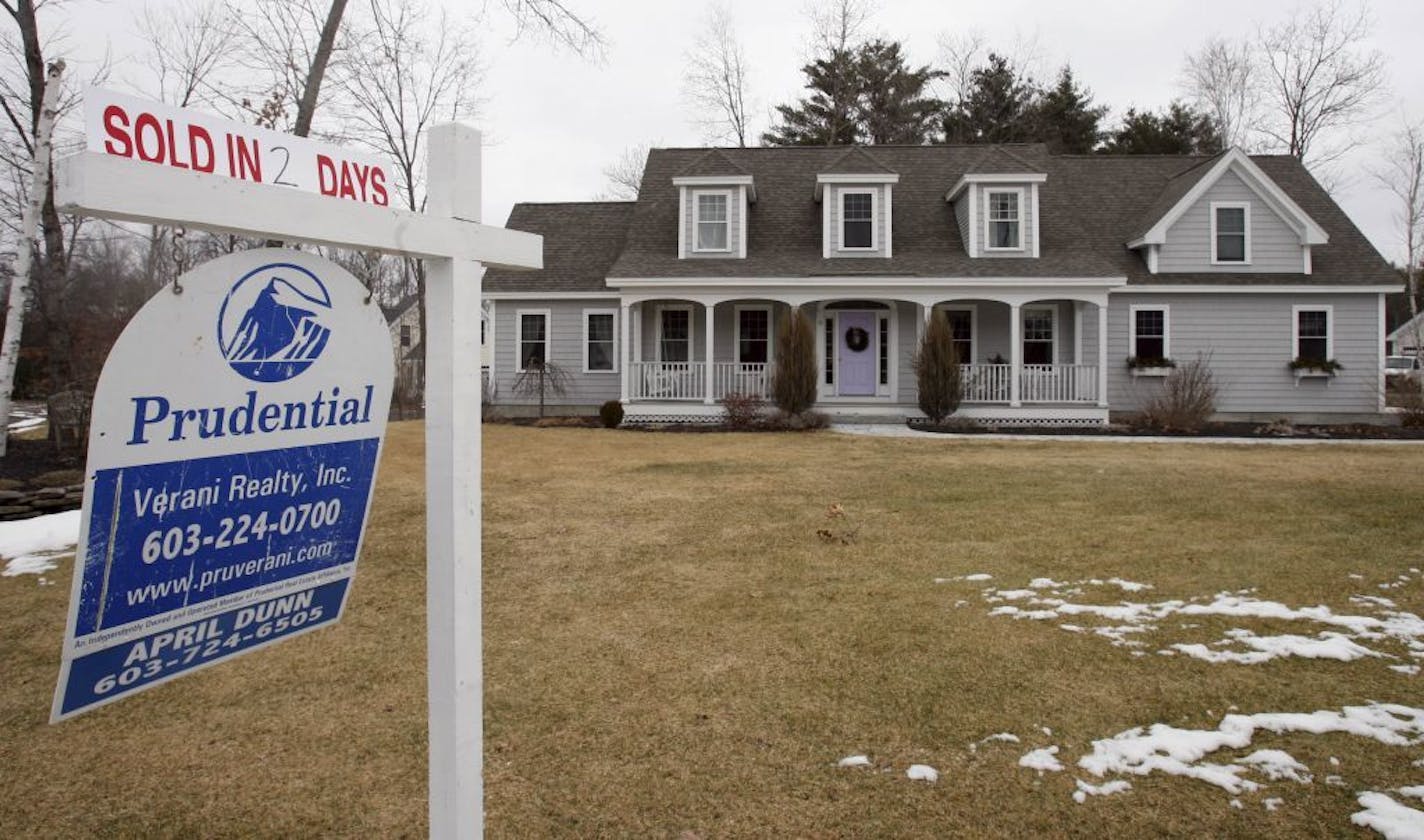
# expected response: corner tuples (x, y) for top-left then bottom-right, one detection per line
(1018, 746), (1064, 773)
(1073, 779), (1131, 803)
(905, 764), (938, 782)
(837, 755), (872, 768)
(0, 509), (81, 577)
(952, 573), (1424, 670)
(1352, 793), (1424, 840)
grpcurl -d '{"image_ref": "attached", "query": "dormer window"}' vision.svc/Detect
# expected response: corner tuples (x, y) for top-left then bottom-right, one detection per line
(1212, 202), (1249, 264)
(841, 191), (875, 249)
(986, 189), (1023, 250)
(694, 191), (731, 252)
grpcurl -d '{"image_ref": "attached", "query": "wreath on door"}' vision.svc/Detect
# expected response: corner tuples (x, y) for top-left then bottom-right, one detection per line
(844, 326), (870, 353)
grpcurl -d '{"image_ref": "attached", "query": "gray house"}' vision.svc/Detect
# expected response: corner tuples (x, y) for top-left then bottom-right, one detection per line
(482, 144), (1397, 424)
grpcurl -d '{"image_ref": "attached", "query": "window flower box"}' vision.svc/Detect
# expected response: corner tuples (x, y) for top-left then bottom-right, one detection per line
(1289, 357), (1341, 385)
(1126, 356), (1176, 378)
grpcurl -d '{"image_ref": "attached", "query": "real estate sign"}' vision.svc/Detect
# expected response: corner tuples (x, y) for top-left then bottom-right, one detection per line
(84, 87), (392, 206)
(51, 249), (394, 720)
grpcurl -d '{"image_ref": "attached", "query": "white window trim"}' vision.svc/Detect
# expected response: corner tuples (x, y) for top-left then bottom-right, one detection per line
(1210, 200), (1252, 265)
(656, 304), (694, 363)
(838, 188), (878, 251)
(1128, 304), (1171, 360)
(691, 189), (733, 254)
(984, 187), (1026, 252)
(514, 308), (551, 373)
(733, 304), (774, 365)
(936, 303), (977, 364)
(1291, 304), (1333, 360)
(1021, 304), (1058, 364)
(582, 308), (618, 374)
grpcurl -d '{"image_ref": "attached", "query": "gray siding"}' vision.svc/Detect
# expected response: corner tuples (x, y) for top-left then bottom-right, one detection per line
(492, 298), (622, 407)
(827, 184), (890, 258)
(1158, 171), (1305, 273)
(1106, 293), (1381, 414)
(682, 187), (742, 259)
(953, 194), (970, 254)
(976, 184), (1036, 259)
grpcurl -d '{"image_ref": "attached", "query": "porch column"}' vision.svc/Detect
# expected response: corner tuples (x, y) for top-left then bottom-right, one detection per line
(633, 303), (643, 364)
(917, 303), (928, 344)
(619, 300), (632, 402)
(1009, 302), (1022, 407)
(1097, 302), (1109, 408)
(703, 302), (716, 405)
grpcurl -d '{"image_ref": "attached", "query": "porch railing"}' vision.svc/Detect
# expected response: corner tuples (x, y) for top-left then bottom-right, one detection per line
(960, 364), (1012, 402)
(629, 361), (702, 401)
(714, 362), (771, 400)
(1020, 364), (1098, 403)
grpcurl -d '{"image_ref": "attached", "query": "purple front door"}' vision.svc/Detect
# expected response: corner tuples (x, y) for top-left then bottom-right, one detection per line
(838, 311), (877, 396)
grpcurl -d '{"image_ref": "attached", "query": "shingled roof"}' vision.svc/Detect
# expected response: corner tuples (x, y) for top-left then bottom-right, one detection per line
(481, 146), (1394, 294)
(483, 201), (633, 293)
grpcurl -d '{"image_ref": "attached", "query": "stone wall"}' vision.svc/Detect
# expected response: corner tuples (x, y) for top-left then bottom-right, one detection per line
(0, 484), (84, 521)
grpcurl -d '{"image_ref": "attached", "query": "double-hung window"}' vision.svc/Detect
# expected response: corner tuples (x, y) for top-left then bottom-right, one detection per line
(736, 307), (770, 365)
(584, 309), (616, 372)
(986, 190), (1022, 250)
(1212, 203), (1249, 263)
(694, 192), (730, 252)
(944, 308), (973, 363)
(1294, 306), (1331, 362)
(659, 308), (692, 363)
(841, 191), (874, 249)
(1131, 306), (1169, 361)
(517, 310), (550, 371)
(1023, 307), (1054, 364)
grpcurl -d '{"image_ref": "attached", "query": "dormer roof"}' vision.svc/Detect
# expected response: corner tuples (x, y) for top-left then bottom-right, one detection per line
(814, 146), (900, 199)
(1126, 147), (1329, 248)
(671, 149), (756, 200)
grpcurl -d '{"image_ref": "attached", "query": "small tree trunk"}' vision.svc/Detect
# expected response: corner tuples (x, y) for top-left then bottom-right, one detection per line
(0, 60), (63, 456)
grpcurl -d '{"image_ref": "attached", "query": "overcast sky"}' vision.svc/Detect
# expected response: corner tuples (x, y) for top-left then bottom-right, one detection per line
(57, 0), (1424, 264)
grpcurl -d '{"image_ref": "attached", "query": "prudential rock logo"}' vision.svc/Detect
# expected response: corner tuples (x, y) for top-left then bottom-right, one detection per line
(218, 263), (333, 383)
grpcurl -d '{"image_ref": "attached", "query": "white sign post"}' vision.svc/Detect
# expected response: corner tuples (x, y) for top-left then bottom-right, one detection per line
(54, 90), (538, 838)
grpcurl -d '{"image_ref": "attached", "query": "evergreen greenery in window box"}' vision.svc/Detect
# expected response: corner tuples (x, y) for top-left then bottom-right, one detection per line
(1288, 357), (1342, 377)
(1127, 356), (1177, 377)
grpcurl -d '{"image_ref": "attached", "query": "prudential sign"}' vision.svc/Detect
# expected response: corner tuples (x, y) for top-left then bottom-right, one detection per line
(52, 249), (394, 721)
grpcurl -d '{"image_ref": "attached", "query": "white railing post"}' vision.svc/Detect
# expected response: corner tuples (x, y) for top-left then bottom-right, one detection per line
(619, 301), (631, 403)
(1009, 303), (1022, 407)
(1097, 303), (1109, 408)
(703, 303), (715, 405)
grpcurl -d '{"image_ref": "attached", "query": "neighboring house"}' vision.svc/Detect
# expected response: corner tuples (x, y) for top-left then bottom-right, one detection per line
(1387, 311), (1424, 357)
(383, 295), (422, 364)
(481, 144), (1397, 424)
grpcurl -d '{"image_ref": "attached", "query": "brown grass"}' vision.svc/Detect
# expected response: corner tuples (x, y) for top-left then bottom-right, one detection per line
(3, 423), (1424, 837)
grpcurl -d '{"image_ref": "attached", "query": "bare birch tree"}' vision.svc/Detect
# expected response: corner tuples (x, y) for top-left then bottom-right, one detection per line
(1257, 0), (1386, 164)
(1374, 118), (1424, 325)
(683, 1), (751, 146)
(1181, 36), (1258, 149)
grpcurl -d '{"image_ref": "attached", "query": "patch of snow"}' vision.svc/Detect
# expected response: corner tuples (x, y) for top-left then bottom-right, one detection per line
(1263, 797), (1285, 812)
(1172, 630), (1381, 665)
(962, 573), (992, 581)
(1392, 665), (1422, 676)
(837, 755), (871, 768)
(979, 733), (1020, 745)
(1351, 574), (1366, 580)
(1326, 775), (1347, 786)
(906, 764), (938, 782)
(1230, 798), (1243, 809)
(1041, 726), (1053, 736)
(1078, 703), (1424, 795)
(1018, 746), (1063, 773)
(1331, 756), (1342, 766)
(0, 509), (81, 577)
(1072, 778), (1131, 803)
(1106, 578), (1153, 592)
(1351, 792), (1424, 840)
(1399, 787), (1424, 801)
(1240, 749), (1313, 783)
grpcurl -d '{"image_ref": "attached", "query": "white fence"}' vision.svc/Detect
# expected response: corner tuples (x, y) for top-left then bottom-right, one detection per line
(714, 362), (771, 400)
(960, 364), (1012, 402)
(629, 362), (703, 401)
(1020, 364), (1098, 403)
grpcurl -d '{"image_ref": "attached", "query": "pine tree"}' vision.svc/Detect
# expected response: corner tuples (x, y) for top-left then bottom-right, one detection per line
(1104, 102), (1224, 155)
(762, 40), (944, 146)
(1032, 67), (1105, 153)
(942, 54), (1036, 144)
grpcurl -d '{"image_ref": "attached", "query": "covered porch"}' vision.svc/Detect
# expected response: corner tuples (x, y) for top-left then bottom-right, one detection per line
(611, 281), (1121, 422)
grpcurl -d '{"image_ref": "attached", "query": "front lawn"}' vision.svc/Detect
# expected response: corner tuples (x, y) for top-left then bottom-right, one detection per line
(2, 423), (1423, 837)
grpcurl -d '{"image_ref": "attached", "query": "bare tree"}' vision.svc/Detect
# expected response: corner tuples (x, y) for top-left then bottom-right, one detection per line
(137, 0), (237, 110)
(936, 29), (1045, 107)
(682, 1), (751, 146)
(597, 144), (647, 200)
(806, 0), (875, 56)
(228, 0), (351, 133)
(1182, 36), (1258, 149)
(340, 0), (480, 393)
(1374, 118), (1424, 324)
(1257, 0), (1386, 164)
(502, 0), (605, 58)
